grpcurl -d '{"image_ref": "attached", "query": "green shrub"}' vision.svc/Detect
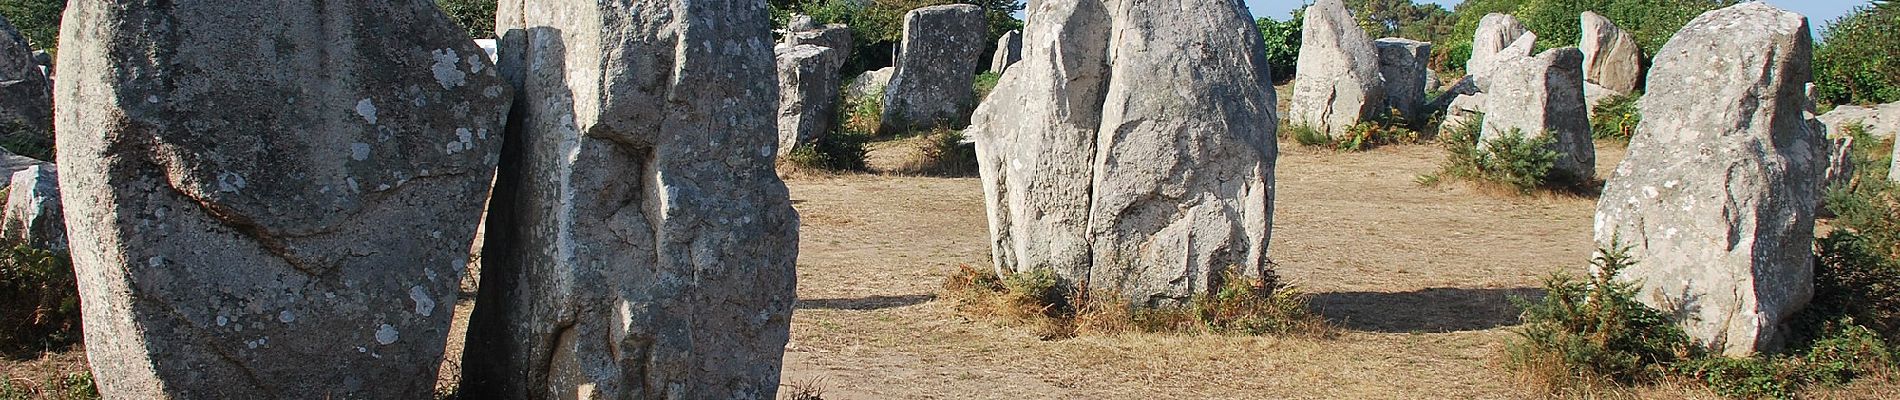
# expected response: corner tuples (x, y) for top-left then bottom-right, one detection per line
(973, 71), (1001, 101)
(1803, 231), (1900, 344)
(1434, 0), (1737, 73)
(1814, 2), (1900, 106)
(435, 0), (497, 39)
(1588, 91), (1642, 141)
(0, 0), (65, 52)
(1506, 242), (1697, 392)
(782, 131), (870, 172)
(0, 242), (79, 356)
(840, 87), (884, 137)
(0, 371), (97, 400)
(1284, 123), (1331, 147)
(897, 128), (978, 176)
(1425, 114), (1562, 194)
(1256, 13), (1301, 83)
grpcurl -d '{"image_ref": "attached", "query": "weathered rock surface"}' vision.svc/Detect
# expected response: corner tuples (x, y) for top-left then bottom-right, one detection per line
(843, 67), (894, 100)
(1289, 0), (1384, 138)
(783, 23), (852, 66)
(56, 1), (508, 398)
(971, 0), (1277, 305)
(1818, 102), (1900, 139)
(1438, 92), (1486, 133)
(0, 15), (51, 148)
(776, 44), (845, 155)
(1468, 13), (1530, 81)
(1584, 81), (1618, 115)
(1375, 37), (1431, 124)
(1580, 11), (1643, 94)
(991, 30), (1023, 73)
(1481, 47), (1594, 180)
(461, 1), (799, 399)
(880, 5), (987, 133)
(0, 146), (45, 178)
(2, 164), (59, 250)
(1594, 2), (1819, 356)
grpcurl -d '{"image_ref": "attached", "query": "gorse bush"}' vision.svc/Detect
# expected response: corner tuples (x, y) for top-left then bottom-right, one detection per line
(943, 266), (1328, 340)
(782, 131), (871, 172)
(1588, 91), (1641, 141)
(840, 86), (884, 138)
(0, 0), (65, 52)
(1506, 243), (1697, 392)
(0, 241), (79, 357)
(1813, 1), (1900, 106)
(1424, 114), (1561, 194)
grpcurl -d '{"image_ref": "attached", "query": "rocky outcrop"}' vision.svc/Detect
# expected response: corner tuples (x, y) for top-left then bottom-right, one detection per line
(776, 44), (845, 155)
(460, 1), (799, 398)
(1468, 13), (1531, 82)
(1374, 37), (1431, 124)
(1, 163), (60, 250)
(970, 0), (1277, 306)
(55, 1), (508, 397)
(1580, 11), (1643, 94)
(1481, 47), (1594, 181)
(992, 30), (1023, 74)
(0, 15), (51, 150)
(880, 5), (987, 133)
(1594, 2), (1820, 356)
(1289, 0), (1384, 138)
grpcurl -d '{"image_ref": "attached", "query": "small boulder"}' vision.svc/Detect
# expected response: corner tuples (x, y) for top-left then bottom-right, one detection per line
(1481, 48), (1594, 181)
(1580, 11), (1644, 94)
(880, 5), (987, 133)
(783, 24), (853, 66)
(1288, 0), (1385, 138)
(1, 164), (60, 251)
(1594, 2), (1820, 356)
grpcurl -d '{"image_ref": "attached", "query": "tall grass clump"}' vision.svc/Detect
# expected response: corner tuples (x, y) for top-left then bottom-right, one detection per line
(943, 265), (1329, 340)
(1282, 111), (1422, 152)
(1589, 92), (1642, 141)
(893, 128), (977, 177)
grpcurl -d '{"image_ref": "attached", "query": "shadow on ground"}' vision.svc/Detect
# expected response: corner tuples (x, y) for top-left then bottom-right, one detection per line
(1312, 287), (1543, 333)
(797, 294), (936, 311)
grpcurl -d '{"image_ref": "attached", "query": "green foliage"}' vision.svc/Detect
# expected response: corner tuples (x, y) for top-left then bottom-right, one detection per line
(1435, 0), (1736, 73)
(1285, 123), (1331, 148)
(1814, 2), (1900, 106)
(1801, 231), (1900, 344)
(435, 0), (497, 39)
(0, 371), (98, 400)
(1506, 243), (1698, 391)
(1343, 0), (1457, 44)
(1255, 15), (1301, 84)
(0, 0), (64, 52)
(0, 120), (50, 161)
(0, 242), (79, 357)
(781, 0), (1023, 78)
(1426, 115), (1561, 194)
(840, 86), (885, 137)
(899, 128), (978, 176)
(973, 71), (1001, 101)
(1333, 120), (1420, 152)
(1588, 91), (1642, 141)
(783, 131), (871, 172)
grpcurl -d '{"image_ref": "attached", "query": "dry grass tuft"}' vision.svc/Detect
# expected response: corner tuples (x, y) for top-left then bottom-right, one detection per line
(942, 265), (1332, 340)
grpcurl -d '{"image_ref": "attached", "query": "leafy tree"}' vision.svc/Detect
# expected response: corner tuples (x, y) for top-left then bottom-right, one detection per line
(0, 0), (64, 52)
(436, 0), (497, 39)
(1256, 13), (1300, 84)
(1815, 1), (1900, 106)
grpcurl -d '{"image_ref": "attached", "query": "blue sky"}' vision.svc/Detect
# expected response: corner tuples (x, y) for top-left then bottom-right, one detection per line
(1243, 0), (1868, 27)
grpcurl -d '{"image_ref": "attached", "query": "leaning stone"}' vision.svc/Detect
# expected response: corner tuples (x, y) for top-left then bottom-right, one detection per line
(56, 1), (508, 397)
(970, 0), (1278, 305)
(1481, 47), (1594, 181)
(776, 45), (845, 155)
(0, 15), (51, 150)
(1580, 11), (1644, 94)
(1818, 135), (1854, 216)
(991, 30), (1023, 74)
(1289, 0), (1385, 138)
(461, 1), (799, 398)
(880, 5), (987, 134)
(1374, 37), (1432, 124)
(1467, 13), (1530, 81)
(1594, 2), (1820, 356)
(2, 164), (60, 250)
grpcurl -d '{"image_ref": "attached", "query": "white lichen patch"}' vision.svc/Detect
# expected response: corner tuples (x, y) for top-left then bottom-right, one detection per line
(351, 142), (372, 161)
(217, 172), (247, 193)
(375, 324), (399, 345)
(278, 310), (295, 323)
(432, 49), (468, 89)
(355, 99), (378, 124)
(409, 285), (435, 317)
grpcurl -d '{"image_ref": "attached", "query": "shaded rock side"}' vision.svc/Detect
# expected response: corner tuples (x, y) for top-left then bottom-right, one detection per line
(2, 163), (60, 251)
(0, 15), (51, 152)
(1288, 0), (1384, 138)
(460, 0), (799, 399)
(54, 1), (509, 398)
(991, 30), (1023, 73)
(880, 4), (987, 133)
(1594, 2), (1820, 356)
(1374, 37), (1431, 124)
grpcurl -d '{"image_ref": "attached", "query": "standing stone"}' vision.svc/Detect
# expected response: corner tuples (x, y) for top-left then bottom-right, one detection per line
(880, 5), (987, 134)
(1580, 11), (1643, 94)
(1468, 13), (1531, 82)
(843, 66), (894, 100)
(971, 0), (1277, 305)
(1818, 102), (1900, 140)
(1289, 0), (1384, 138)
(0, 15), (51, 150)
(1374, 37), (1432, 124)
(776, 45), (845, 155)
(55, 1), (508, 398)
(2, 164), (60, 251)
(1481, 47), (1594, 181)
(1594, 2), (1818, 356)
(461, 1), (799, 399)
(991, 30), (1023, 73)
(783, 24), (853, 66)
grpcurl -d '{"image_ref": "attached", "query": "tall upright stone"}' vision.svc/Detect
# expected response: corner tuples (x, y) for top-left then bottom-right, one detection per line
(1374, 37), (1432, 124)
(461, 1), (799, 399)
(991, 30), (1023, 74)
(776, 44), (845, 155)
(1288, 0), (1384, 138)
(1594, 2), (1819, 356)
(1468, 13), (1531, 81)
(1481, 48), (1594, 181)
(880, 5), (987, 134)
(0, 15), (51, 150)
(971, 0), (1277, 305)
(1580, 11), (1643, 94)
(55, 1), (508, 398)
